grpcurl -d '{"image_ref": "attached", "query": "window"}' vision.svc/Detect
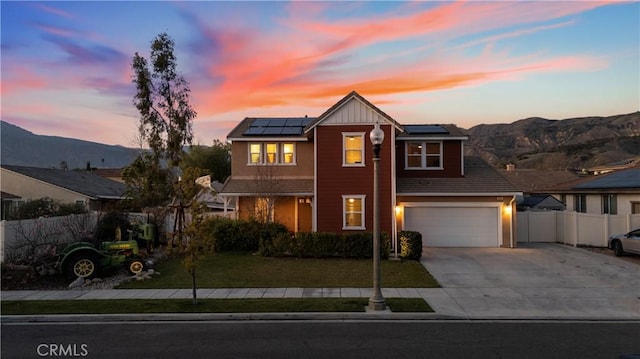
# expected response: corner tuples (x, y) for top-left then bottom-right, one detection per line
(405, 141), (442, 169)
(343, 195), (365, 229)
(343, 133), (364, 166)
(602, 194), (617, 215)
(575, 194), (587, 213)
(255, 197), (274, 223)
(282, 143), (295, 164)
(265, 143), (278, 164)
(248, 143), (296, 165)
(249, 143), (262, 164)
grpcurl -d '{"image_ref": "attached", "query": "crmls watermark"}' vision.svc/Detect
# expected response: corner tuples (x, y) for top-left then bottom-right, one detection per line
(37, 343), (89, 357)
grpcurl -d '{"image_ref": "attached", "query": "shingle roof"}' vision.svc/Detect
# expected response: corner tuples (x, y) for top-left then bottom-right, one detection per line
(544, 167), (640, 192)
(2, 165), (126, 199)
(227, 117), (316, 140)
(397, 157), (521, 195)
(500, 169), (579, 193)
(219, 178), (314, 196)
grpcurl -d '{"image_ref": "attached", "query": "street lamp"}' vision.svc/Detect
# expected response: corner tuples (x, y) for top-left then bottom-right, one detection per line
(368, 122), (386, 311)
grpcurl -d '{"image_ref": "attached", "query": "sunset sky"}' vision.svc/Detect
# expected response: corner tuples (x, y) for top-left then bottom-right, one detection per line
(2, 1), (638, 146)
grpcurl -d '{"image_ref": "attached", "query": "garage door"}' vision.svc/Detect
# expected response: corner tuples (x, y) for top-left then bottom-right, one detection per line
(404, 206), (500, 247)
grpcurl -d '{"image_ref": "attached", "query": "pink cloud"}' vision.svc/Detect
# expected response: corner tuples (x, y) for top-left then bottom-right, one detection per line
(0, 65), (48, 96)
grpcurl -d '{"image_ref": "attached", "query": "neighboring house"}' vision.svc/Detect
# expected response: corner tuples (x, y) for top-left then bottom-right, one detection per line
(517, 194), (566, 211)
(0, 165), (127, 211)
(93, 168), (125, 183)
(194, 175), (236, 215)
(545, 167), (640, 215)
(220, 91), (521, 247)
(500, 166), (579, 211)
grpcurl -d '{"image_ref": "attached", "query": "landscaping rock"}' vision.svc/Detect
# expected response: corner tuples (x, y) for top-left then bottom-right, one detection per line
(68, 277), (84, 289)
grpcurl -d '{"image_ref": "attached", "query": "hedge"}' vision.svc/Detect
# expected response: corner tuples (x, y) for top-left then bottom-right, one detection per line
(259, 231), (391, 259)
(200, 217), (288, 252)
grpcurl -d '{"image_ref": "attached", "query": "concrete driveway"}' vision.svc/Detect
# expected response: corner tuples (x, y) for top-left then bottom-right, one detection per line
(419, 243), (640, 319)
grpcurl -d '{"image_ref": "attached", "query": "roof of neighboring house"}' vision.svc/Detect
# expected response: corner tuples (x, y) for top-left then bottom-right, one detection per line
(500, 169), (580, 193)
(397, 157), (521, 195)
(219, 178), (314, 196)
(519, 194), (566, 210)
(1, 165), (126, 199)
(93, 168), (123, 178)
(1, 191), (21, 200)
(545, 166), (640, 193)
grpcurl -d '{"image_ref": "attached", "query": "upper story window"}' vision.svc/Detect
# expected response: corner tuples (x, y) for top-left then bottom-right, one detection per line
(405, 141), (442, 169)
(248, 143), (295, 165)
(343, 133), (364, 166)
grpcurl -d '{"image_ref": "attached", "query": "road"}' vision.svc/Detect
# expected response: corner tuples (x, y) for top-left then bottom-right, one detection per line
(2, 320), (639, 358)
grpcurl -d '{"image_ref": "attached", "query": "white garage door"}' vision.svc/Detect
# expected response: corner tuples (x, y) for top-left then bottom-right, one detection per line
(404, 206), (500, 247)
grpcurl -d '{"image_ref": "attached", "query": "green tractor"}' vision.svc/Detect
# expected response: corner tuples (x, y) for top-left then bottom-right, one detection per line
(57, 223), (156, 279)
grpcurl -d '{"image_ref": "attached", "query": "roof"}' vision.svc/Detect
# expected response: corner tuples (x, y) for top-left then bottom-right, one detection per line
(500, 169), (580, 193)
(519, 194), (566, 210)
(397, 157), (521, 195)
(545, 167), (640, 193)
(227, 117), (315, 140)
(219, 178), (314, 196)
(304, 91), (403, 133)
(397, 124), (468, 139)
(1, 191), (21, 200)
(1, 165), (126, 199)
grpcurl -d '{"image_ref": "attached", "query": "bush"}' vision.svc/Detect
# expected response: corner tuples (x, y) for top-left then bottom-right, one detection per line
(260, 231), (391, 259)
(95, 211), (131, 243)
(8, 197), (87, 220)
(202, 217), (289, 253)
(399, 231), (422, 261)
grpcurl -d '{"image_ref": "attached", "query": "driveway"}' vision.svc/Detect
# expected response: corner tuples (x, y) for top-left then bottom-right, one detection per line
(419, 243), (640, 319)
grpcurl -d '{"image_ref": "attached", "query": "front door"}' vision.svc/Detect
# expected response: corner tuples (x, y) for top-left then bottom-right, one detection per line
(297, 198), (312, 232)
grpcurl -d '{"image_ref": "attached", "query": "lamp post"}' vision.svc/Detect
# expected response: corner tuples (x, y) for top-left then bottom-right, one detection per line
(368, 122), (386, 311)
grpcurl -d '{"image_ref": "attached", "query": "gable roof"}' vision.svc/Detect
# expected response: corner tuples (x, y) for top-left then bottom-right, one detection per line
(397, 157), (521, 195)
(545, 166), (640, 193)
(501, 169), (580, 193)
(304, 91), (403, 133)
(1, 165), (126, 199)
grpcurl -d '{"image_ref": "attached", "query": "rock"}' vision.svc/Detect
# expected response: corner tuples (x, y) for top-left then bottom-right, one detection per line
(92, 278), (103, 283)
(84, 279), (92, 286)
(147, 269), (155, 275)
(68, 277), (85, 289)
(135, 276), (145, 281)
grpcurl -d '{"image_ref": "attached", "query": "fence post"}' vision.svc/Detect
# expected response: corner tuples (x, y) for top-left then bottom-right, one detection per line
(603, 213), (610, 247)
(572, 211), (579, 247)
(0, 220), (5, 263)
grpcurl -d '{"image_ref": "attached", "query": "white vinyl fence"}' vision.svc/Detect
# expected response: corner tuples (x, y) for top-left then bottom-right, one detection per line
(517, 211), (640, 247)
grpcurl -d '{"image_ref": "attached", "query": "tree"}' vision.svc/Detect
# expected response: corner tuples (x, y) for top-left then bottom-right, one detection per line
(125, 32), (196, 208)
(181, 140), (231, 183)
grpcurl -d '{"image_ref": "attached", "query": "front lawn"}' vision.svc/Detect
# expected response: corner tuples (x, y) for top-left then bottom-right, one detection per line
(119, 252), (439, 289)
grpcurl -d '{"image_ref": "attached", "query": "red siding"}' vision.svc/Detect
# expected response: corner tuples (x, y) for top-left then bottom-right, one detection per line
(396, 140), (463, 178)
(315, 125), (393, 235)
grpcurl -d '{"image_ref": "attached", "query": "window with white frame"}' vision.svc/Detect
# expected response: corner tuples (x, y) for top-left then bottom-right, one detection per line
(248, 143), (296, 165)
(405, 141), (442, 169)
(343, 133), (364, 166)
(265, 143), (278, 164)
(343, 195), (365, 229)
(249, 143), (262, 164)
(282, 143), (295, 164)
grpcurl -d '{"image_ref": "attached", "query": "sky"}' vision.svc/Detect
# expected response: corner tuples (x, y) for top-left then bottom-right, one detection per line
(1, 1), (638, 146)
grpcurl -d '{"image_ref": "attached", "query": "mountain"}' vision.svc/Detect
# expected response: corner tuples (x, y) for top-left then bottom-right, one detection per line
(1, 121), (139, 169)
(465, 112), (640, 170)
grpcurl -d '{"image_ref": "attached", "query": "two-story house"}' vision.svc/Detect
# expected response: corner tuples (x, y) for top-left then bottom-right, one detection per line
(220, 91), (521, 248)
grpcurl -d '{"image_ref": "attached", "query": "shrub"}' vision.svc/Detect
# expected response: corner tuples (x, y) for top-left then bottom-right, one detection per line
(260, 231), (391, 259)
(399, 231), (422, 261)
(95, 211), (131, 243)
(203, 217), (289, 253)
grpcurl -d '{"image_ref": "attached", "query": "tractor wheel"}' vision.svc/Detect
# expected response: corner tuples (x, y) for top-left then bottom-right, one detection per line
(127, 258), (145, 275)
(66, 254), (98, 279)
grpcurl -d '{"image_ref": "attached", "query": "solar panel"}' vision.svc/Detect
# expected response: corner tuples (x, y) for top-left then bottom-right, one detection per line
(263, 127), (283, 135)
(267, 119), (287, 127)
(285, 119), (303, 127)
(243, 117), (315, 136)
(281, 127), (303, 135)
(404, 125), (449, 135)
(252, 119), (270, 127)
(244, 127), (265, 135)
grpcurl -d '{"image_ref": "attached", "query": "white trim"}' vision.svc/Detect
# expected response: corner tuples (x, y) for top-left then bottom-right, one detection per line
(460, 141), (465, 176)
(398, 192), (522, 197)
(342, 194), (366, 230)
(313, 127), (318, 232)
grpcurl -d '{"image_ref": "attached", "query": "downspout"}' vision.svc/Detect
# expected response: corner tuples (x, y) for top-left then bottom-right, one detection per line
(509, 196), (516, 248)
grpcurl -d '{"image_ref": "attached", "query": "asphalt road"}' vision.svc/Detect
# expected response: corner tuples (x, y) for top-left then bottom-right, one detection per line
(3, 320), (639, 359)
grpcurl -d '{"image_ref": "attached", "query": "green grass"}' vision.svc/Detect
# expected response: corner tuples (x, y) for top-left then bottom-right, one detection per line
(0, 298), (432, 315)
(118, 252), (439, 289)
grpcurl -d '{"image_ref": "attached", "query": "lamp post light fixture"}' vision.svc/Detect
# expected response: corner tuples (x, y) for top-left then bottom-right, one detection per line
(368, 122), (386, 311)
